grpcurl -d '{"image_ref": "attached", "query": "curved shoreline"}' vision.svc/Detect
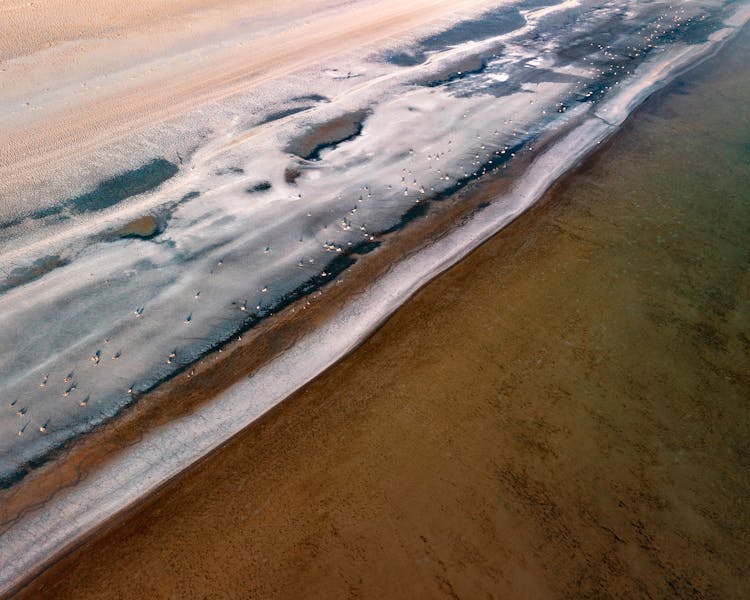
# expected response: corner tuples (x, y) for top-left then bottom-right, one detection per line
(1, 0), (741, 483)
(2, 6), (749, 595)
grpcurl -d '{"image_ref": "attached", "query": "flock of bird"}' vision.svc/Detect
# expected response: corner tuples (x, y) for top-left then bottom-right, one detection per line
(6, 3), (700, 442)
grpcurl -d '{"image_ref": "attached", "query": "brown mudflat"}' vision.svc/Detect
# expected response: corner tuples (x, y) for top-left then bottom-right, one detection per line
(16, 25), (750, 600)
(0, 0), (496, 212)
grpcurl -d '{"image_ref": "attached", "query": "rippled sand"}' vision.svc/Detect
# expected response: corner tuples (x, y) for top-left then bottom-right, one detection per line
(0, 0), (497, 209)
(13, 18), (750, 600)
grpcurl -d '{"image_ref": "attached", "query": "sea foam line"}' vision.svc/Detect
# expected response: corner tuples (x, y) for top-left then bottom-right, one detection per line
(1, 8), (748, 597)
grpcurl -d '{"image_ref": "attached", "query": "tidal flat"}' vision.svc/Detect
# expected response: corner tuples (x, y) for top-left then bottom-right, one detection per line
(12, 14), (750, 600)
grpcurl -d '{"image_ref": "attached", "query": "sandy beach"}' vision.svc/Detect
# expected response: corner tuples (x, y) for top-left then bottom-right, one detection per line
(10, 19), (750, 599)
(0, 0), (498, 213)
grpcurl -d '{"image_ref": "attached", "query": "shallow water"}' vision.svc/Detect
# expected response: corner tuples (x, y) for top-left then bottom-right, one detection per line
(13, 19), (750, 599)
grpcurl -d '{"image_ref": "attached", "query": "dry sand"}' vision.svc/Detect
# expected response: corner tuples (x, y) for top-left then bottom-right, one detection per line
(0, 0), (499, 213)
(11, 25), (750, 599)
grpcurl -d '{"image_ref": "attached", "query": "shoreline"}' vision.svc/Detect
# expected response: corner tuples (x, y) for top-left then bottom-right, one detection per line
(11, 16), (750, 595)
(3, 1), (746, 480)
(2, 9), (750, 596)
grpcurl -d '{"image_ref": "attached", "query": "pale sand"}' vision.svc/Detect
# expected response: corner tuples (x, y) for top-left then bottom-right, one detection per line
(10, 25), (750, 598)
(0, 0), (500, 214)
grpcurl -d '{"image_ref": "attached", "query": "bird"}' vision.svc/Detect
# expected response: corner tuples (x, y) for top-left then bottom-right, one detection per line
(134, 306), (145, 318)
(39, 419), (49, 433)
(185, 313), (192, 324)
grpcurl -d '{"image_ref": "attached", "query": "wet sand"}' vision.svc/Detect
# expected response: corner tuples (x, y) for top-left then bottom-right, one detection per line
(11, 19), (750, 600)
(0, 0), (498, 214)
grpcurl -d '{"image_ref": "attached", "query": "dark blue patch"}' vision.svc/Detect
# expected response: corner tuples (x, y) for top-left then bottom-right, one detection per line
(180, 191), (201, 202)
(349, 240), (382, 255)
(421, 7), (525, 50)
(386, 7), (525, 66)
(426, 60), (489, 87)
(0, 254), (69, 294)
(291, 94), (330, 103)
(215, 166), (245, 176)
(385, 51), (426, 66)
(516, 0), (557, 7)
(67, 159), (178, 214)
(247, 181), (272, 193)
